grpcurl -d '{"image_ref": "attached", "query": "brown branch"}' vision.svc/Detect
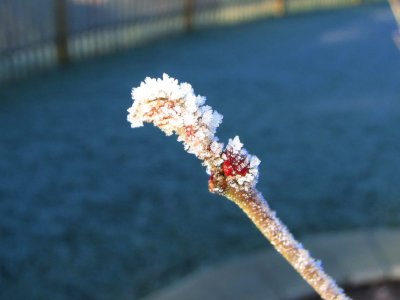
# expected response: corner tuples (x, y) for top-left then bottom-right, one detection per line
(211, 181), (350, 300)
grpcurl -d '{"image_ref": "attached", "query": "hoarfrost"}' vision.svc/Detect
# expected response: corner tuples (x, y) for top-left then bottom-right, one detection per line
(127, 74), (261, 192)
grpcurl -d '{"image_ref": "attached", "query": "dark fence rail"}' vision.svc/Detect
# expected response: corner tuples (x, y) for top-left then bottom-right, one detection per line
(0, 0), (383, 83)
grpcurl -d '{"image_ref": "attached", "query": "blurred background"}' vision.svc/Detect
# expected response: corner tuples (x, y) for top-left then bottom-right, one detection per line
(0, 0), (399, 299)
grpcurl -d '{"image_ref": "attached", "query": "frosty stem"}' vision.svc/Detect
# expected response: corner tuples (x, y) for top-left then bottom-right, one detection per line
(128, 74), (351, 300)
(221, 185), (349, 300)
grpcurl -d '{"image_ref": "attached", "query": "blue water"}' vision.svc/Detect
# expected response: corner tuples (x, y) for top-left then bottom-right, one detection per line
(0, 3), (399, 299)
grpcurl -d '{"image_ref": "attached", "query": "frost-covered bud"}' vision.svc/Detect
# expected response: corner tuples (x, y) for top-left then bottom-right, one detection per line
(128, 74), (261, 192)
(127, 74), (224, 172)
(222, 136), (260, 191)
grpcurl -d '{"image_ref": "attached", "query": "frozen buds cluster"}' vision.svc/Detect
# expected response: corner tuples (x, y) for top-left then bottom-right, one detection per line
(127, 73), (260, 193)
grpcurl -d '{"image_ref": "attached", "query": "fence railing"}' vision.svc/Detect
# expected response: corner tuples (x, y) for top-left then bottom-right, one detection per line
(0, 0), (382, 84)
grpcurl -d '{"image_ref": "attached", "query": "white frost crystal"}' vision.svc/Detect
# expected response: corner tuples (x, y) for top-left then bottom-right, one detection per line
(224, 136), (260, 191)
(127, 74), (260, 191)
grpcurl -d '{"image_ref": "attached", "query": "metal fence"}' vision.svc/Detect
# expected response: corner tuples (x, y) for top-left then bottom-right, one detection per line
(0, 0), (381, 84)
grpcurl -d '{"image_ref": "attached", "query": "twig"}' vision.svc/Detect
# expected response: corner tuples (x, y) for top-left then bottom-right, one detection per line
(127, 74), (351, 300)
(222, 186), (348, 299)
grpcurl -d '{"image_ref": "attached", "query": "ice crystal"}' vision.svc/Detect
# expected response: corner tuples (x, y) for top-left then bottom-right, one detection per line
(222, 136), (260, 191)
(127, 74), (260, 191)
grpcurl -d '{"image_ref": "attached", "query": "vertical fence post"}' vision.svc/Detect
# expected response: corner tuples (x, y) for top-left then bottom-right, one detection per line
(276, 0), (286, 16)
(184, 0), (194, 31)
(55, 0), (69, 65)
